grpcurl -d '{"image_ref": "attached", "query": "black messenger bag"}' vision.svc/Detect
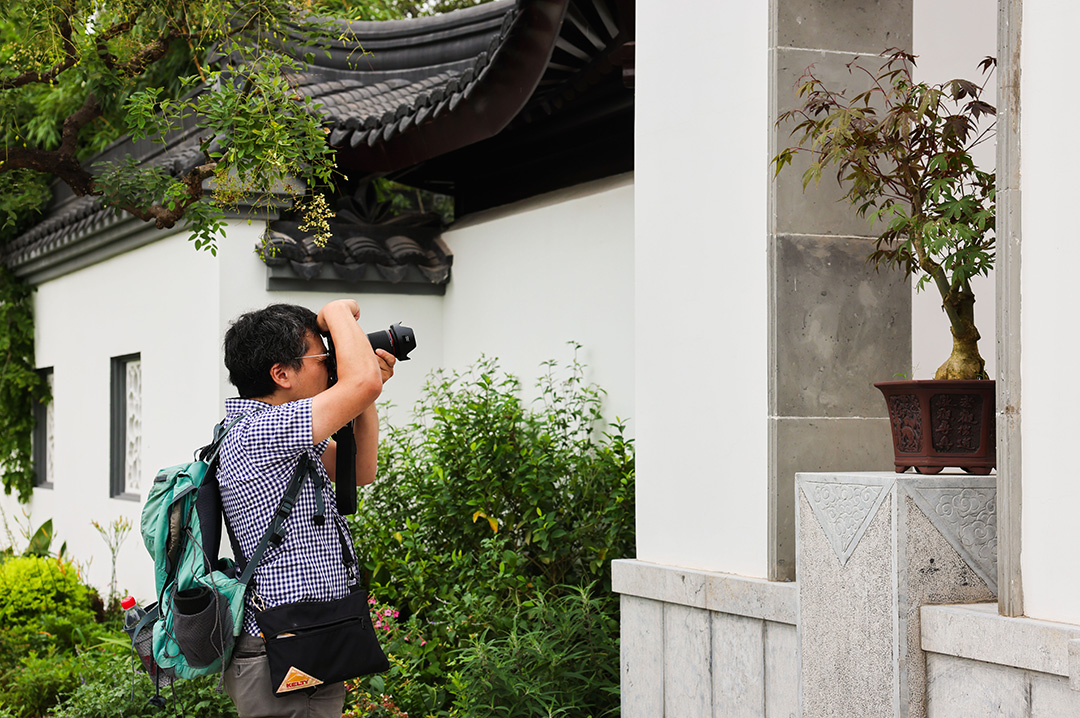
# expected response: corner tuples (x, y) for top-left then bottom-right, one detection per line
(256, 588), (389, 694)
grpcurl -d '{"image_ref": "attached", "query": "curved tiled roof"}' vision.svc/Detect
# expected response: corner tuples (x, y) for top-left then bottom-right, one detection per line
(285, 0), (632, 172)
(4, 0), (634, 284)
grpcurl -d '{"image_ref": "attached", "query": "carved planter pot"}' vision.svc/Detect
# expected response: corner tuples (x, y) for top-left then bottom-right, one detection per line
(874, 380), (995, 475)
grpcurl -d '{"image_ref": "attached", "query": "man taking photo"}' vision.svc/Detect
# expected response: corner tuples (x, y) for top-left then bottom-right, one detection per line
(217, 299), (395, 717)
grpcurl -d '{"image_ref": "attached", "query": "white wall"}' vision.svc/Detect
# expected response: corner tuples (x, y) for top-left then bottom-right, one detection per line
(634, 1), (770, 576)
(912, 0), (997, 380)
(440, 174), (635, 427)
(7, 231), (221, 603)
(1018, 1), (1080, 625)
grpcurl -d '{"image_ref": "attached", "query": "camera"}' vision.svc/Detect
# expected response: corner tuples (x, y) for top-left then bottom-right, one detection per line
(325, 322), (416, 388)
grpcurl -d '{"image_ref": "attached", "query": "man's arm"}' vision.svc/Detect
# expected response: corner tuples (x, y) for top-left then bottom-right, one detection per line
(311, 299), (382, 444)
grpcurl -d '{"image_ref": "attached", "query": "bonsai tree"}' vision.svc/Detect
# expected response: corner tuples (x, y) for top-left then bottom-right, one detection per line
(774, 49), (996, 381)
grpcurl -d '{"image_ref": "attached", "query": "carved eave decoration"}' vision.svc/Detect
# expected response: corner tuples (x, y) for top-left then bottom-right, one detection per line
(259, 182), (452, 295)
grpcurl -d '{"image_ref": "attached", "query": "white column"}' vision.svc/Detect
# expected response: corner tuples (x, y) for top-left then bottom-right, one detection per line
(635, 0), (770, 575)
(1018, 1), (1080, 625)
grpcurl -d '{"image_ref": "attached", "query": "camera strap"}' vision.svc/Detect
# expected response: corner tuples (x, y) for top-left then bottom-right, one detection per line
(334, 422), (357, 515)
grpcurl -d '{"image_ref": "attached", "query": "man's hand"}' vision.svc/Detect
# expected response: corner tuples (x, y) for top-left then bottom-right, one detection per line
(375, 349), (396, 384)
(316, 299), (360, 333)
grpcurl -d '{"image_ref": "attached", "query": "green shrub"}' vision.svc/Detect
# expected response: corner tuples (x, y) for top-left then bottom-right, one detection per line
(349, 355), (634, 717)
(0, 556), (91, 629)
(49, 641), (238, 718)
(0, 652), (79, 717)
(448, 585), (620, 718)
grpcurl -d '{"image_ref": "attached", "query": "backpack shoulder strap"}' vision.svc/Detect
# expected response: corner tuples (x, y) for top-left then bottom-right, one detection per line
(195, 414), (248, 575)
(198, 414), (245, 464)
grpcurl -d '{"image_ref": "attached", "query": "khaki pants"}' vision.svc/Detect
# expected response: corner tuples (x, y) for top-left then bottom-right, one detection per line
(224, 635), (345, 718)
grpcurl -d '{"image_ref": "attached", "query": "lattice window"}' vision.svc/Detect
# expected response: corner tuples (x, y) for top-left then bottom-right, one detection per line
(110, 354), (141, 499)
(33, 369), (54, 488)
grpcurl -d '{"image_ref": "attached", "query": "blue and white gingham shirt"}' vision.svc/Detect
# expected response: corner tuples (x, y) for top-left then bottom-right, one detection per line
(217, 397), (357, 636)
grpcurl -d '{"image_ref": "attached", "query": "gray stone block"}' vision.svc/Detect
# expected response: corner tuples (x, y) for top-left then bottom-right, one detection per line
(798, 472), (999, 717)
(613, 559), (798, 625)
(711, 613), (765, 718)
(612, 559), (707, 609)
(922, 602), (1080, 678)
(1032, 671), (1080, 717)
(704, 569), (799, 625)
(1070, 639), (1080, 691)
(925, 653), (1030, 718)
(773, 48), (883, 238)
(775, 0), (912, 54)
(772, 233), (911, 418)
(765, 621), (800, 718)
(621, 595), (664, 718)
(770, 418), (896, 582)
(664, 603), (712, 718)
(798, 483), (895, 717)
(899, 493), (995, 718)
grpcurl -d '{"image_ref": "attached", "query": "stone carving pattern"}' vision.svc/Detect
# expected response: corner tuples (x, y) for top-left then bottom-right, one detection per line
(888, 394), (922, 453)
(809, 483), (883, 557)
(125, 360), (142, 492)
(930, 393), (983, 453)
(929, 488), (997, 572)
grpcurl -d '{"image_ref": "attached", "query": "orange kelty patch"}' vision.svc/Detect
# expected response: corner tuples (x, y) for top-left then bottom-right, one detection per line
(277, 666), (324, 693)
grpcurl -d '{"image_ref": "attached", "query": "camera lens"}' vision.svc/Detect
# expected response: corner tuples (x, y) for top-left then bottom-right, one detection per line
(367, 322), (416, 361)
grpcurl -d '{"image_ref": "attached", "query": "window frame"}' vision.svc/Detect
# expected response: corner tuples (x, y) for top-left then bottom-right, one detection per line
(109, 353), (142, 500)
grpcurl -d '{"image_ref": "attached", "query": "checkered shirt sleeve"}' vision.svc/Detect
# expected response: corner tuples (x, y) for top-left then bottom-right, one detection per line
(217, 397), (357, 636)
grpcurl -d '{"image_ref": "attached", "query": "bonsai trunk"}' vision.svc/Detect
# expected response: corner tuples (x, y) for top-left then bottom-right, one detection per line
(911, 224), (988, 381)
(934, 284), (987, 380)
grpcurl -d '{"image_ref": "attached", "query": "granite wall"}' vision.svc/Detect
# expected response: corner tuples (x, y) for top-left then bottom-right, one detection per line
(613, 560), (799, 718)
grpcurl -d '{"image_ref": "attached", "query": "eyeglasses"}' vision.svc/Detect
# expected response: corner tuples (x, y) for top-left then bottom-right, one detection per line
(298, 352), (329, 360)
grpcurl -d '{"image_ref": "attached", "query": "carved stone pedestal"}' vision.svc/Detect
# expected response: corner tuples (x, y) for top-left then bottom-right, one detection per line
(796, 472), (997, 718)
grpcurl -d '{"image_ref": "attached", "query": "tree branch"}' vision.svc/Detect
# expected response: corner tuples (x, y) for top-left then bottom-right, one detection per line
(94, 10), (148, 71)
(1, 94), (102, 197)
(0, 0), (78, 90)
(113, 161), (217, 229)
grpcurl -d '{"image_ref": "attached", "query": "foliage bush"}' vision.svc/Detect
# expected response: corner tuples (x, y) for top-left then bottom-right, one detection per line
(349, 354), (634, 716)
(49, 641), (238, 718)
(448, 585), (619, 717)
(0, 556), (91, 631)
(0, 556), (114, 717)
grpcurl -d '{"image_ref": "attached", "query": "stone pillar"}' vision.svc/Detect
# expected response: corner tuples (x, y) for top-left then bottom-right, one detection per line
(769, 0), (914, 582)
(796, 471), (997, 718)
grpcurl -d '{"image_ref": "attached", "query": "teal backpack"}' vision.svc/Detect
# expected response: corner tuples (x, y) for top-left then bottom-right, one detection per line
(137, 417), (248, 683)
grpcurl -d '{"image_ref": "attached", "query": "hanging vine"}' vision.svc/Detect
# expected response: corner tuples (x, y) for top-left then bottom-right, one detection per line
(0, 265), (49, 502)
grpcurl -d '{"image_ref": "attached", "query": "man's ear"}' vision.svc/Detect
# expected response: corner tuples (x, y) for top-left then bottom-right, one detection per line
(269, 363), (292, 391)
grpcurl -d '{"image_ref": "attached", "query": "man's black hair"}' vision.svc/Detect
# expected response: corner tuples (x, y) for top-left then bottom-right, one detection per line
(224, 303), (321, 399)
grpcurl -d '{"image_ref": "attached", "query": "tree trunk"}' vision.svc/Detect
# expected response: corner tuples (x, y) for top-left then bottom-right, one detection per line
(934, 287), (987, 380)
